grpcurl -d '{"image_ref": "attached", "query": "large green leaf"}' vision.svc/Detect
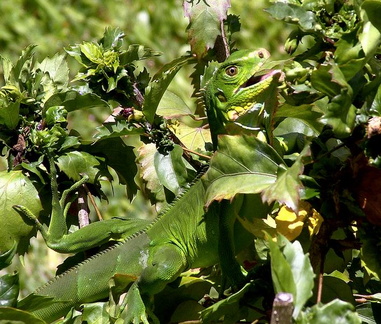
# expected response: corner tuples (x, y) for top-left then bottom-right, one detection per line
(0, 171), (42, 254)
(0, 273), (19, 307)
(268, 235), (315, 319)
(56, 151), (106, 183)
(203, 135), (284, 206)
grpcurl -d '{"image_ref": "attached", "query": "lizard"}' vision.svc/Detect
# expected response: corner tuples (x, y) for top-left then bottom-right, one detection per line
(16, 49), (282, 323)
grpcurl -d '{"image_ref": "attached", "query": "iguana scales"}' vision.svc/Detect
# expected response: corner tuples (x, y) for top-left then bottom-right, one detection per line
(17, 49), (281, 323)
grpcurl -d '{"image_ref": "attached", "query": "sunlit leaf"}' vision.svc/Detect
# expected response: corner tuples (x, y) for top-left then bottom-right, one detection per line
(0, 171), (41, 254)
(203, 135), (283, 206)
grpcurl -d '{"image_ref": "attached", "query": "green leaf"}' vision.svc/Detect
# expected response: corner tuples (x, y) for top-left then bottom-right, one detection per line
(83, 137), (138, 200)
(143, 55), (194, 123)
(298, 299), (361, 324)
(80, 42), (103, 64)
(0, 99), (20, 130)
(200, 282), (252, 324)
(262, 150), (305, 211)
(265, 3), (319, 32)
(0, 244), (17, 270)
(184, 0), (231, 57)
(156, 90), (193, 118)
(275, 103), (324, 134)
(361, 0), (381, 33)
(44, 106), (67, 125)
(37, 53), (69, 89)
(154, 145), (188, 195)
(94, 120), (144, 140)
(0, 307), (46, 323)
(0, 171), (42, 254)
(268, 235), (315, 318)
(311, 63), (355, 136)
(81, 302), (109, 323)
(12, 45), (37, 83)
(203, 135), (284, 206)
(0, 273), (19, 307)
(101, 27), (125, 50)
(137, 143), (167, 208)
(44, 90), (110, 112)
(120, 44), (161, 65)
(56, 151), (105, 183)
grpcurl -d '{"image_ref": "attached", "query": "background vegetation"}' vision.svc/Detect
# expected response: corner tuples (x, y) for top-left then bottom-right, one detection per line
(2, 0), (381, 323)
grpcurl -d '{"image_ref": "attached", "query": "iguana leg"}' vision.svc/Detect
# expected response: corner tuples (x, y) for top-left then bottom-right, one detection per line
(13, 154), (151, 253)
(218, 197), (246, 290)
(121, 243), (187, 323)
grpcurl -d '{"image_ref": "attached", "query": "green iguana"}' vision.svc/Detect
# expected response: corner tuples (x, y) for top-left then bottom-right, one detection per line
(16, 49), (281, 323)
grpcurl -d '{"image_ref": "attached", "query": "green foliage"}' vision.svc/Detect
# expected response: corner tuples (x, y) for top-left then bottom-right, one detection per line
(1, 0), (381, 323)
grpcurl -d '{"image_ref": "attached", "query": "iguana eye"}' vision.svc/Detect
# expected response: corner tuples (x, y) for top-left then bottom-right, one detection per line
(225, 66), (238, 76)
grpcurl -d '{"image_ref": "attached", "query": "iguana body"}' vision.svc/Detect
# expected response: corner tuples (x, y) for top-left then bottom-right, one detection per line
(18, 49), (281, 323)
(26, 180), (217, 322)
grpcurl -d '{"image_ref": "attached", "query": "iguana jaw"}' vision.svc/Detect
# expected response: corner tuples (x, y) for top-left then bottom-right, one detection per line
(238, 69), (281, 91)
(226, 69), (282, 121)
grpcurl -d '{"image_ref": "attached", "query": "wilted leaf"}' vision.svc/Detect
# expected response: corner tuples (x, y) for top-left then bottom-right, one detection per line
(137, 143), (167, 208)
(184, 0), (231, 58)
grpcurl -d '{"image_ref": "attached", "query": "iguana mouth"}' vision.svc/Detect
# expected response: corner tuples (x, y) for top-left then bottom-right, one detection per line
(240, 69), (281, 89)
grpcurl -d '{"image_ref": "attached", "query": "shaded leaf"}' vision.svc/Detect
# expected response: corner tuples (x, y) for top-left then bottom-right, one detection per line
(137, 143), (167, 209)
(44, 90), (110, 112)
(0, 273), (19, 307)
(262, 150), (305, 211)
(83, 137), (138, 200)
(156, 90), (193, 118)
(94, 120), (144, 140)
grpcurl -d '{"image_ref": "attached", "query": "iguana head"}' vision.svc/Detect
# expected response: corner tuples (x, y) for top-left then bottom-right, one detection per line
(204, 49), (282, 123)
